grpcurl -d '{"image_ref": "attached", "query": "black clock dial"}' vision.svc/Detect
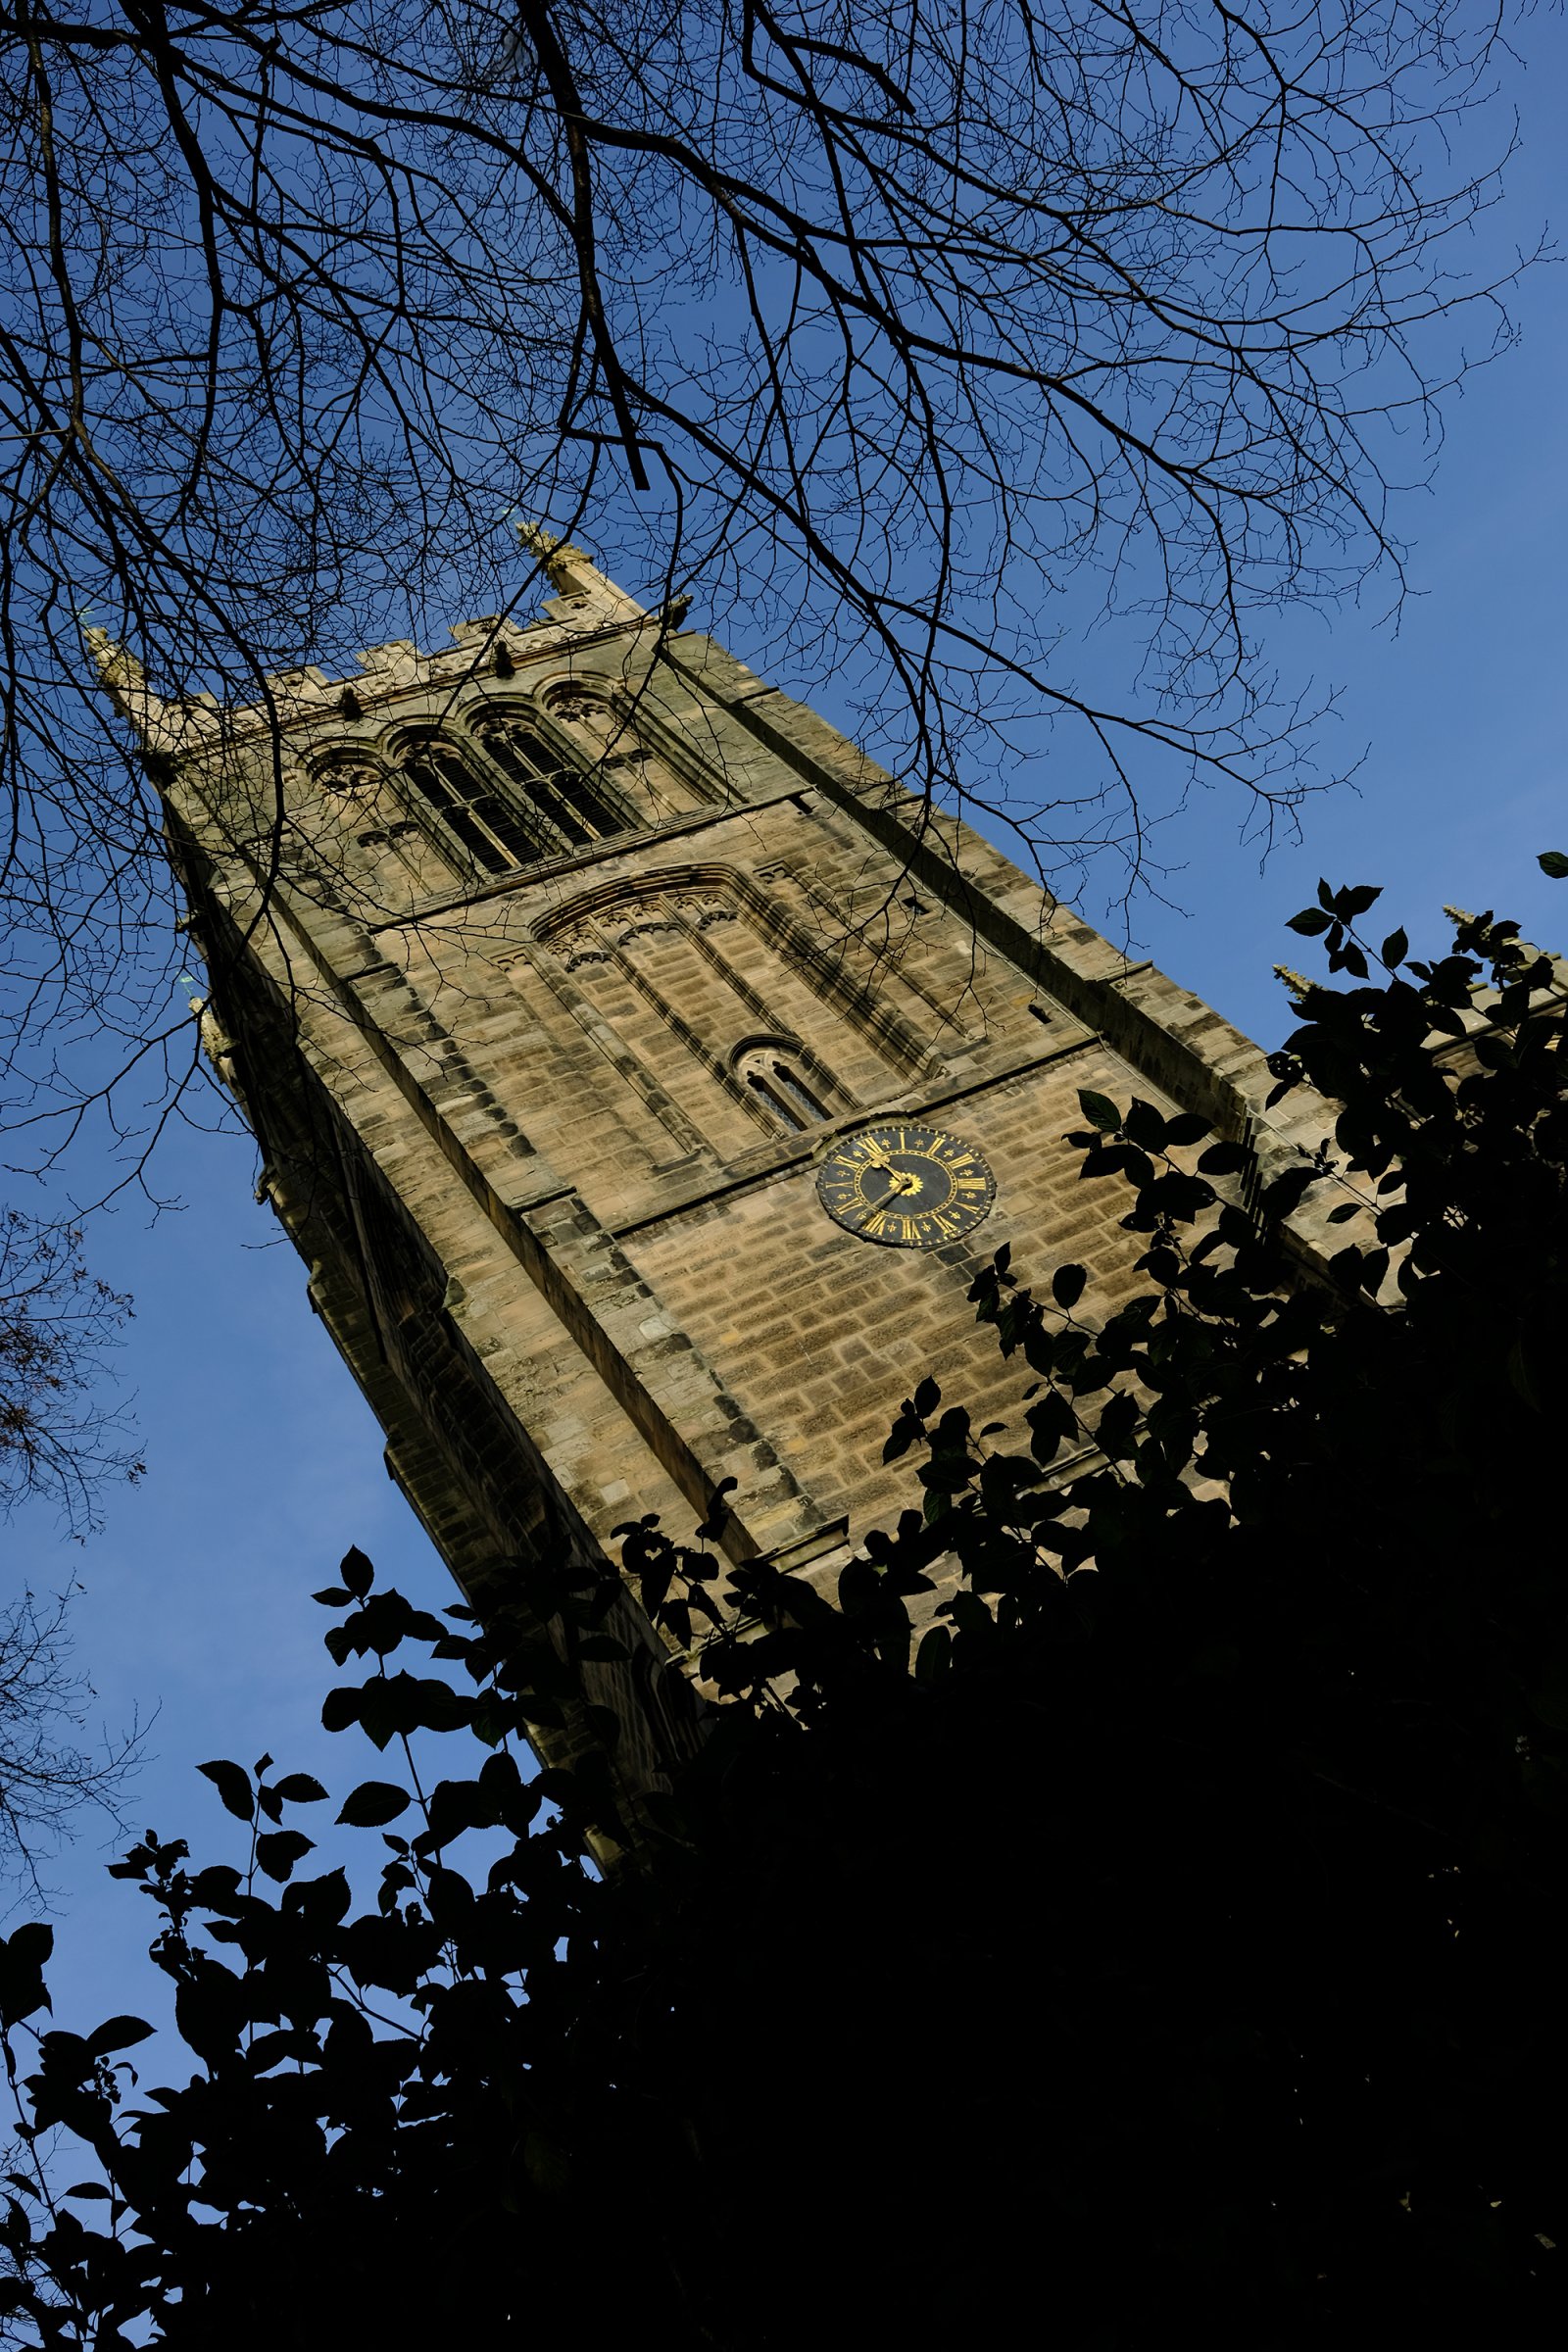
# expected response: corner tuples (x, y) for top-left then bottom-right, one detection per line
(815, 1122), (996, 1250)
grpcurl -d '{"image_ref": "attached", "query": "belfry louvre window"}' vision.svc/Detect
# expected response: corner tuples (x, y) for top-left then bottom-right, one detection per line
(476, 716), (629, 850)
(400, 737), (542, 874)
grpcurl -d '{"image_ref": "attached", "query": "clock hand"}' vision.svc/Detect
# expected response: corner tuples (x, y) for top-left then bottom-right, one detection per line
(854, 1136), (923, 1197)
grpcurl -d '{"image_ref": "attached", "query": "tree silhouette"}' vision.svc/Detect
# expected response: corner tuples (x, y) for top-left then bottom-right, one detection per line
(1, 873), (1562, 2344)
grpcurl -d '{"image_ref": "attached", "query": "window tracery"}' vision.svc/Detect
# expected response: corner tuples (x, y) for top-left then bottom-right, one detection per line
(473, 713), (631, 849)
(732, 1043), (832, 1135)
(540, 684), (716, 821)
(311, 678), (724, 899)
(312, 754), (382, 801)
(398, 735), (543, 874)
(532, 872), (921, 1162)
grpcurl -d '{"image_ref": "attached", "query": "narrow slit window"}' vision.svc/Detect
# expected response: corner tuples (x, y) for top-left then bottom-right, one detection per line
(734, 1045), (833, 1137)
(771, 1061), (829, 1124)
(747, 1070), (808, 1133)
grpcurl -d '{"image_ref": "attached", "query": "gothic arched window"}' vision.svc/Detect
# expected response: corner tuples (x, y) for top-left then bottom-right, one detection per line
(473, 714), (630, 849)
(398, 735), (543, 874)
(733, 1043), (833, 1136)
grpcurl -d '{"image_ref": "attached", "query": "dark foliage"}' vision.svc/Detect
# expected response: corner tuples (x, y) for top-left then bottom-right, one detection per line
(0, 882), (1563, 2345)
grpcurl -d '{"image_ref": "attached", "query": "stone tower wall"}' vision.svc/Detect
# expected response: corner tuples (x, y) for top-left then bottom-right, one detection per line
(99, 546), (1354, 1802)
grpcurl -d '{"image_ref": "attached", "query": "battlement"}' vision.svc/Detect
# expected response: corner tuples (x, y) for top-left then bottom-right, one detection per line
(83, 527), (662, 755)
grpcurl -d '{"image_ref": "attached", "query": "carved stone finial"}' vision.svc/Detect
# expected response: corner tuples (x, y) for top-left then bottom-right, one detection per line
(513, 520), (648, 621)
(80, 624), (195, 754)
(81, 625), (147, 704)
(515, 520), (612, 602)
(514, 520), (583, 592)
(512, 521), (656, 628)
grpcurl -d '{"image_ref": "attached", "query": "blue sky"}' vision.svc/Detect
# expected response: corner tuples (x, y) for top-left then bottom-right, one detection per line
(6, 7), (1565, 2040)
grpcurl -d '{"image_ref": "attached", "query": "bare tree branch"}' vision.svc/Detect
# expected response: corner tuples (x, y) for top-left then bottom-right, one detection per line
(0, 0), (1532, 1184)
(0, 1206), (139, 1531)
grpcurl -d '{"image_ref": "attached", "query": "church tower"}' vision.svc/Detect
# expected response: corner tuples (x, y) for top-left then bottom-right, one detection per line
(92, 540), (1343, 1806)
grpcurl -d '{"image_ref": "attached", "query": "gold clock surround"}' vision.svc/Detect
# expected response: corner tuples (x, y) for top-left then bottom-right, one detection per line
(815, 1121), (997, 1250)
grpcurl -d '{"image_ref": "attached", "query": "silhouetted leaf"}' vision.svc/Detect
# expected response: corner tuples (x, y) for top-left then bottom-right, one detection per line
(341, 1545), (374, 1596)
(1077, 1088), (1122, 1131)
(882, 1413), (921, 1463)
(272, 1774), (328, 1805)
(1096, 1390), (1140, 1459)
(255, 1831), (315, 1883)
(1123, 1098), (1167, 1150)
(337, 1782), (412, 1829)
(0, 1925), (52, 2026)
(916, 1455), (980, 1493)
(321, 1687), (362, 1734)
(196, 1760), (253, 1823)
(84, 2018), (154, 2058)
(1260, 1166), (1317, 1218)
(1051, 1263), (1087, 1310)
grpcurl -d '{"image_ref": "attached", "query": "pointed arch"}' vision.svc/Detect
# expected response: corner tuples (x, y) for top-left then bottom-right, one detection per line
(731, 1037), (834, 1135)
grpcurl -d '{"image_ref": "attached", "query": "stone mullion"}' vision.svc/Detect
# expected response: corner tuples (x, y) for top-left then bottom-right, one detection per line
(467, 711), (635, 846)
(408, 742), (568, 873)
(512, 937), (710, 1163)
(666, 906), (856, 1111)
(604, 923), (777, 1139)
(366, 760), (495, 889)
(524, 710), (645, 835)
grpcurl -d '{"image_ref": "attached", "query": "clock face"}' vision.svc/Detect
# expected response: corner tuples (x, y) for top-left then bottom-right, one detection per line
(815, 1122), (996, 1250)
